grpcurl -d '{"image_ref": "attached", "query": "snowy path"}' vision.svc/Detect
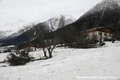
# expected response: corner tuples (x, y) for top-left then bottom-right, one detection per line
(0, 42), (120, 80)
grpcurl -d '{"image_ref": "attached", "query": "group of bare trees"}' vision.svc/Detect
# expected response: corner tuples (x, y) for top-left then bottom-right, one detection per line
(16, 16), (67, 60)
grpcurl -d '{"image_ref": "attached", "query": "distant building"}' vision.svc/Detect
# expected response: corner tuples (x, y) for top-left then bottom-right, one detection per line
(82, 27), (115, 41)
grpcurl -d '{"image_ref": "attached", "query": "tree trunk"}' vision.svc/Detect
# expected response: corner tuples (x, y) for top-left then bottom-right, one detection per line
(34, 44), (37, 51)
(48, 47), (52, 58)
(49, 52), (52, 58)
(48, 45), (56, 58)
(43, 48), (47, 58)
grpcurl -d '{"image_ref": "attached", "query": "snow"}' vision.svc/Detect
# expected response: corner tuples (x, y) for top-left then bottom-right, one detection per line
(0, 41), (120, 80)
(0, 75), (7, 80)
(0, 53), (8, 62)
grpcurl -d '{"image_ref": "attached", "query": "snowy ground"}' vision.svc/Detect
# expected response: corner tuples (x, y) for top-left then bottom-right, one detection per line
(0, 41), (120, 80)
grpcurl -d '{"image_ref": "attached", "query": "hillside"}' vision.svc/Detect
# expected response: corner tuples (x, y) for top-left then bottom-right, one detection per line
(0, 41), (120, 80)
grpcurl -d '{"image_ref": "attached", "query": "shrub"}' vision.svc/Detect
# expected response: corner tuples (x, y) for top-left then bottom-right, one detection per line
(67, 41), (99, 48)
(7, 49), (31, 66)
(3, 50), (8, 53)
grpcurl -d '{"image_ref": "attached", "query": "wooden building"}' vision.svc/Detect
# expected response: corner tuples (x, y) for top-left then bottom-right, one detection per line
(82, 27), (115, 41)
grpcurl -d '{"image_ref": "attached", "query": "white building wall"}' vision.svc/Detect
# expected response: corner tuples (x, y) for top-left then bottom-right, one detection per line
(88, 31), (113, 41)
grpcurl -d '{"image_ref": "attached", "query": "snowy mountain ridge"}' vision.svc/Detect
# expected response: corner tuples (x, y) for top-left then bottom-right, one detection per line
(0, 31), (13, 40)
(84, 0), (120, 16)
(43, 15), (76, 31)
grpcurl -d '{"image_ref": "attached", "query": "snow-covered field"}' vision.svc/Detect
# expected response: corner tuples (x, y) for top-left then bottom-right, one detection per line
(0, 41), (120, 80)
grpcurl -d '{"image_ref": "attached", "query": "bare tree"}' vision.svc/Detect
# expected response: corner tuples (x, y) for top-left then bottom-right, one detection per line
(32, 24), (58, 58)
(43, 38), (58, 58)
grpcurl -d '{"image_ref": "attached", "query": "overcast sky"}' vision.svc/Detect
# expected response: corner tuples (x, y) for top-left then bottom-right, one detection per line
(0, 0), (102, 31)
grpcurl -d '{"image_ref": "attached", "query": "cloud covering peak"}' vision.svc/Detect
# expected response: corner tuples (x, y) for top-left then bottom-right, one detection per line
(0, 0), (102, 31)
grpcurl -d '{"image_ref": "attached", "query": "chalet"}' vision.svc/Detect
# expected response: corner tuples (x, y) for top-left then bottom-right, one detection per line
(82, 27), (115, 41)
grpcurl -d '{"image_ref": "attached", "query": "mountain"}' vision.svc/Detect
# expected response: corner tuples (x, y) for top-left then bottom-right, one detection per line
(0, 15), (75, 46)
(50, 0), (120, 43)
(38, 15), (76, 31)
(69, 0), (120, 31)
(2, 0), (120, 46)
(0, 31), (13, 40)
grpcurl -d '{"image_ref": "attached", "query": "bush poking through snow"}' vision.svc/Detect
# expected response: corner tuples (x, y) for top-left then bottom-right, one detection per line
(7, 49), (31, 66)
